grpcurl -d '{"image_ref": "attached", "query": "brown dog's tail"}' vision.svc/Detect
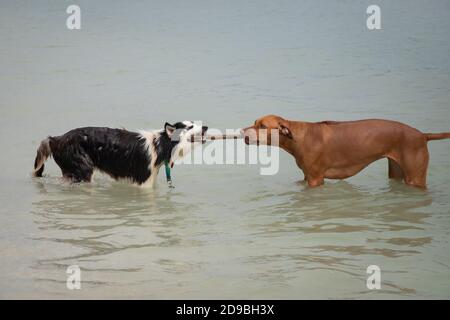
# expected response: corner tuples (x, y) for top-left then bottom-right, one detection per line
(33, 138), (52, 177)
(424, 132), (450, 141)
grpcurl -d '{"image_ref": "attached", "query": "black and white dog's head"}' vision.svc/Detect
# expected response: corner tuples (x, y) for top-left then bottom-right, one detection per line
(155, 120), (208, 168)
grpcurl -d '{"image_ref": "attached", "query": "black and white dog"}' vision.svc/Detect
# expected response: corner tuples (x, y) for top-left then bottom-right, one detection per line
(33, 121), (208, 186)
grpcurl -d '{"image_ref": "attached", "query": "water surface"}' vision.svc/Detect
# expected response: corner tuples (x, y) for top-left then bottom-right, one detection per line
(1, 0), (450, 299)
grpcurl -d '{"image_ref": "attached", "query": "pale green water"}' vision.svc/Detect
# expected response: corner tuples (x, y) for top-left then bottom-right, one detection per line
(1, 0), (450, 299)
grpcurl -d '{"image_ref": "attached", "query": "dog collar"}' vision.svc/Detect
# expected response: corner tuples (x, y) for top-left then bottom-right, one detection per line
(164, 160), (174, 188)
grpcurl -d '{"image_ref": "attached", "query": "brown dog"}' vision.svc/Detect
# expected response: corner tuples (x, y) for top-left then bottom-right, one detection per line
(242, 115), (450, 188)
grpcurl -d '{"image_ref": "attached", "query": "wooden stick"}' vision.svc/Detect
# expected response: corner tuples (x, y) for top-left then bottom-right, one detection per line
(205, 133), (243, 140)
(190, 133), (243, 142)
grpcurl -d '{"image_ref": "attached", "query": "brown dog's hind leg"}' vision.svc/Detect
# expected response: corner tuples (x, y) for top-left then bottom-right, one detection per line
(388, 158), (404, 181)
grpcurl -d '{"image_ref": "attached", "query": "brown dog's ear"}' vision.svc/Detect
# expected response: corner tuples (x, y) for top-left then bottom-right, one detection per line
(278, 122), (293, 139)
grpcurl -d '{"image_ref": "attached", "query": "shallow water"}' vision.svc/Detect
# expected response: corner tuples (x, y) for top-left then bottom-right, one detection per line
(1, 0), (450, 299)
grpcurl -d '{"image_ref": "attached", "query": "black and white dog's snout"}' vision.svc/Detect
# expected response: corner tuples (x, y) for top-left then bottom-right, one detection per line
(189, 125), (208, 143)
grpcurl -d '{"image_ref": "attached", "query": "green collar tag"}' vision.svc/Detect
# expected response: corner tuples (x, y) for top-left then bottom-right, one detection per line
(164, 160), (174, 188)
(164, 160), (171, 182)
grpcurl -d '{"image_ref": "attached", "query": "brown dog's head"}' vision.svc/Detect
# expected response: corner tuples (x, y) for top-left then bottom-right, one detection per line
(242, 114), (293, 146)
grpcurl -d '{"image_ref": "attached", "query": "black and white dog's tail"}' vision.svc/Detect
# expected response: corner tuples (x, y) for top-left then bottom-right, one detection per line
(33, 138), (52, 177)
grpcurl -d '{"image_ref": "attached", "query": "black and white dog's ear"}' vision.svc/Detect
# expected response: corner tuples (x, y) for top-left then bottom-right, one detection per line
(165, 122), (175, 137)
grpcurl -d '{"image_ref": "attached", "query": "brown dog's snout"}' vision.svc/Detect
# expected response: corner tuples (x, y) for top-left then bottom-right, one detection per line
(242, 127), (259, 145)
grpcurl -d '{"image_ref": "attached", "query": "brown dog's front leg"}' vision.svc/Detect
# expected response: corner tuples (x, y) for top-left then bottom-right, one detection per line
(306, 176), (324, 187)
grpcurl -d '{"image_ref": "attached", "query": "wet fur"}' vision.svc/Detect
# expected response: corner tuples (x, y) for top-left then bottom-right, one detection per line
(33, 126), (183, 185)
